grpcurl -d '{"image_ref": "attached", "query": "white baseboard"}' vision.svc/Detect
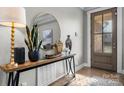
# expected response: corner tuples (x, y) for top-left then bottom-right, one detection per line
(47, 63), (87, 85)
(76, 62), (124, 75)
(41, 63), (87, 86)
(39, 74), (65, 86)
(48, 74), (65, 85)
(84, 63), (124, 75)
(75, 62), (87, 72)
(121, 70), (124, 74)
(117, 70), (124, 74)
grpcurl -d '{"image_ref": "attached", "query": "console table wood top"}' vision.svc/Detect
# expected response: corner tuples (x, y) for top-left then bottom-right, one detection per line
(0, 54), (76, 73)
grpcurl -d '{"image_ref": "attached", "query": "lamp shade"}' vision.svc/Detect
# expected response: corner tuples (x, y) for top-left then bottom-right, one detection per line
(0, 7), (26, 28)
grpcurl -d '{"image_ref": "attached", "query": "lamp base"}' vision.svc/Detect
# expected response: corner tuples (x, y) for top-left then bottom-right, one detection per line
(5, 22), (18, 68)
(6, 63), (18, 68)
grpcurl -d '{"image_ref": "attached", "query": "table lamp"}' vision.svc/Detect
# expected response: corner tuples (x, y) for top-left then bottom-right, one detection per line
(0, 7), (26, 68)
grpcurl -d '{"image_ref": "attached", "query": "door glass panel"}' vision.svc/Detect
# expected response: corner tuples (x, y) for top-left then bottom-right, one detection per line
(103, 12), (112, 33)
(94, 15), (102, 33)
(94, 34), (102, 53)
(103, 34), (112, 53)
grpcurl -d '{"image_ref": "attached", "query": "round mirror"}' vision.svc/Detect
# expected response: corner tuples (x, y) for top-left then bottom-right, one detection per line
(32, 13), (61, 59)
(32, 13), (61, 45)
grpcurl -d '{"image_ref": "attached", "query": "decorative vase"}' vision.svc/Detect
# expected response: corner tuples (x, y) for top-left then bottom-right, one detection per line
(28, 50), (39, 62)
(65, 35), (72, 54)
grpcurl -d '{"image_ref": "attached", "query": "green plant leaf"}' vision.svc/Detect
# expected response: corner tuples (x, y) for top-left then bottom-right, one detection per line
(31, 26), (35, 41)
(26, 25), (30, 37)
(36, 28), (39, 48)
(26, 25), (33, 51)
(33, 30), (38, 50)
(25, 24), (42, 52)
(29, 37), (33, 51)
(25, 39), (31, 51)
(31, 24), (37, 42)
(38, 40), (42, 51)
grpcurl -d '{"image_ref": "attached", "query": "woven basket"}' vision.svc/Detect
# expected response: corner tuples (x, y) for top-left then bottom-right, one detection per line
(54, 41), (63, 54)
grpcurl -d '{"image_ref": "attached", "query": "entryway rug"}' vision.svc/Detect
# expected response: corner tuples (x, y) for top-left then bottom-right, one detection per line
(68, 74), (123, 86)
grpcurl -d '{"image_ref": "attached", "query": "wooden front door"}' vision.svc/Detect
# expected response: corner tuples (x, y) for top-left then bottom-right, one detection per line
(91, 8), (117, 71)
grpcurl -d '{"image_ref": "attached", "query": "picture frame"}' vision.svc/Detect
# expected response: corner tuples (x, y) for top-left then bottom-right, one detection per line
(42, 29), (53, 45)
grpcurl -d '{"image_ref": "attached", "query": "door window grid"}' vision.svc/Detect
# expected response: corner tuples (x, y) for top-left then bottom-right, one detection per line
(93, 12), (112, 53)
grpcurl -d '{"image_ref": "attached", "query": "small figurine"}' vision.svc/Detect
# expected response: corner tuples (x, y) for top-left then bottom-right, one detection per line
(65, 35), (72, 54)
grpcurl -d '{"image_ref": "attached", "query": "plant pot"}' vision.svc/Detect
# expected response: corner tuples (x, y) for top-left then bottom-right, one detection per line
(28, 50), (39, 62)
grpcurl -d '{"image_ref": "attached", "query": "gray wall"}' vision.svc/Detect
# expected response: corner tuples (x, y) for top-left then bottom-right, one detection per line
(25, 7), (84, 66)
(122, 8), (124, 69)
(83, 11), (87, 63)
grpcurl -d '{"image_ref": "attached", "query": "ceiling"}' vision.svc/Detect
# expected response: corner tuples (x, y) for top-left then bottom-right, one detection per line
(80, 7), (99, 11)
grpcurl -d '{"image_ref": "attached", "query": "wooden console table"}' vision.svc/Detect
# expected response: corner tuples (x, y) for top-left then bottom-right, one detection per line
(0, 54), (76, 86)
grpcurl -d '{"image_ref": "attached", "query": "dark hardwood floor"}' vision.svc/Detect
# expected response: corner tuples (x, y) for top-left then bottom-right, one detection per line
(50, 67), (124, 86)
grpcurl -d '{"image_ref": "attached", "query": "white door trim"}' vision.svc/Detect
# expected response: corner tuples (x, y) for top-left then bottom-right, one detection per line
(87, 7), (123, 73)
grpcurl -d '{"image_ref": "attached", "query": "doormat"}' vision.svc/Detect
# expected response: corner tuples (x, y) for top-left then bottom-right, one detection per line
(68, 74), (123, 86)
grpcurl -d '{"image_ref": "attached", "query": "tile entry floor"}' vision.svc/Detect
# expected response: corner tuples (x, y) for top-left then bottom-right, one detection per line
(50, 67), (124, 86)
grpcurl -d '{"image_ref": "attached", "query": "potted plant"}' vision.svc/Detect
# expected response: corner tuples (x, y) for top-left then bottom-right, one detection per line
(25, 24), (42, 62)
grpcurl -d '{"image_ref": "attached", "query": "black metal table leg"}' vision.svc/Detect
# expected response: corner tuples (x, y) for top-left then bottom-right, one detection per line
(7, 71), (20, 86)
(15, 71), (20, 86)
(11, 72), (15, 86)
(8, 72), (12, 86)
(8, 73), (11, 86)
(72, 56), (76, 77)
(65, 59), (69, 75)
(68, 58), (73, 74)
(8, 72), (14, 86)
(13, 71), (20, 86)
